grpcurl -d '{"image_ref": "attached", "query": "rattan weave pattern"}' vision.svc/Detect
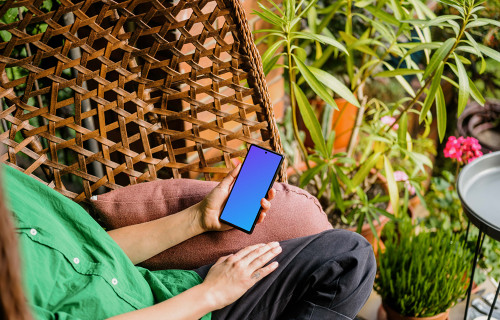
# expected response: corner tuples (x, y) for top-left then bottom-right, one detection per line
(0, 0), (286, 202)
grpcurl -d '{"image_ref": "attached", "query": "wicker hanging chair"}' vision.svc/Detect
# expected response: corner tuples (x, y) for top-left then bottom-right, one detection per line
(0, 0), (286, 203)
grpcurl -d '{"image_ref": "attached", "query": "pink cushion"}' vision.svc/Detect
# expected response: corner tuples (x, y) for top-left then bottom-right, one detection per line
(91, 179), (332, 270)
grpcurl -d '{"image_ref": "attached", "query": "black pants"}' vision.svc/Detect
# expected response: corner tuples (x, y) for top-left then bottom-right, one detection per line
(194, 229), (376, 320)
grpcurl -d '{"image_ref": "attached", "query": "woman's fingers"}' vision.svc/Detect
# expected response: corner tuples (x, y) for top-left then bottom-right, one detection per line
(267, 188), (276, 200)
(217, 164), (242, 192)
(256, 212), (266, 224)
(247, 244), (282, 270)
(239, 242), (280, 268)
(251, 261), (279, 282)
(260, 198), (271, 211)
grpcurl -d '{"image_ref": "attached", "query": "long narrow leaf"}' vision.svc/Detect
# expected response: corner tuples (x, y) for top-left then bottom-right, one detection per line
(261, 40), (285, 65)
(292, 83), (328, 157)
(469, 78), (485, 106)
(436, 85), (446, 142)
(292, 32), (347, 54)
(375, 69), (424, 77)
(299, 162), (326, 188)
(423, 38), (454, 79)
(398, 112), (408, 150)
(454, 53), (470, 116)
(419, 62), (444, 123)
(309, 66), (359, 107)
(263, 55), (281, 75)
(352, 152), (381, 189)
(293, 56), (337, 109)
(478, 44), (500, 64)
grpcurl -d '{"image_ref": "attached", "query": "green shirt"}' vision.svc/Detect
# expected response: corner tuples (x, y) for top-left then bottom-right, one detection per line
(1, 164), (210, 320)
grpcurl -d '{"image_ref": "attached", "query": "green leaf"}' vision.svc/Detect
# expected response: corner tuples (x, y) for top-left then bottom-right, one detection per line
(307, 5), (317, 35)
(292, 32), (347, 54)
(364, 5), (400, 26)
(474, 18), (500, 28)
(398, 112), (408, 150)
(265, 0), (284, 15)
(420, 62), (444, 123)
(293, 56), (337, 110)
(322, 103), (334, 139)
(261, 40), (285, 66)
(253, 9), (282, 26)
(292, 83), (328, 157)
(299, 162), (326, 188)
(42, 0), (53, 11)
(351, 152), (381, 189)
(454, 53), (470, 116)
(389, 0), (404, 20)
(326, 130), (335, 156)
(464, 31), (482, 57)
(0, 30), (12, 42)
(423, 38), (454, 79)
(309, 66), (359, 107)
(403, 15), (461, 28)
(2, 7), (18, 24)
(263, 55), (281, 75)
(436, 86), (446, 142)
(384, 156), (399, 218)
(466, 20), (490, 29)
(375, 69), (424, 77)
(296, 0), (318, 21)
(469, 78), (485, 106)
(284, 0), (294, 20)
(292, 45), (307, 61)
(329, 168), (345, 212)
(478, 44), (500, 64)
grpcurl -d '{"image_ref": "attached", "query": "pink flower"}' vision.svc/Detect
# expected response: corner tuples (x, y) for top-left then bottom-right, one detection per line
(394, 170), (409, 182)
(381, 116), (399, 130)
(393, 170), (415, 195)
(444, 136), (483, 164)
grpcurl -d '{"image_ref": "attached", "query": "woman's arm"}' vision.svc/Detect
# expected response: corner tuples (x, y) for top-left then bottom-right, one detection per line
(107, 242), (282, 320)
(107, 165), (276, 265)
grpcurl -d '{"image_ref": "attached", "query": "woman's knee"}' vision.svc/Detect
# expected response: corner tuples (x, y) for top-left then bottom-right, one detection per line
(316, 229), (376, 276)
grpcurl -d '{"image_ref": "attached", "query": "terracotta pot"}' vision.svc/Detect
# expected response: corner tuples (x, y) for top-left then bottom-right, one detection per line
(378, 303), (449, 320)
(332, 98), (358, 151)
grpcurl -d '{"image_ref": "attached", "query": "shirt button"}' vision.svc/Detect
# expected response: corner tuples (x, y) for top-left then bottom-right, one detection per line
(30, 229), (37, 236)
(111, 278), (118, 285)
(73, 258), (80, 264)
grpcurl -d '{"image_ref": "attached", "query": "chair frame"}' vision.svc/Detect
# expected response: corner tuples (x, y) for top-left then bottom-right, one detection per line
(0, 0), (287, 202)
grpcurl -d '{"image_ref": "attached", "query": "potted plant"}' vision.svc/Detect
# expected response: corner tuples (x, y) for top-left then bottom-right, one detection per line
(255, 0), (498, 240)
(375, 218), (470, 320)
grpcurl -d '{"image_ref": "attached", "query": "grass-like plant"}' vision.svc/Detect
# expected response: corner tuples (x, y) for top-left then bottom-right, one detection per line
(375, 219), (470, 317)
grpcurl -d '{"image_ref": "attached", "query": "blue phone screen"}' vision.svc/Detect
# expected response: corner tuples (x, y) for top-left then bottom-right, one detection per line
(220, 145), (283, 232)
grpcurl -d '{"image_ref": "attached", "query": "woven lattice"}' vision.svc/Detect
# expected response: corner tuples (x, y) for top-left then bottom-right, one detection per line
(0, 0), (286, 202)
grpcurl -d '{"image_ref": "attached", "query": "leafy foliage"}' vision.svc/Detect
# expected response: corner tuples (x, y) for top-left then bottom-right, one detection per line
(375, 218), (470, 317)
(255, 0), (500, 233)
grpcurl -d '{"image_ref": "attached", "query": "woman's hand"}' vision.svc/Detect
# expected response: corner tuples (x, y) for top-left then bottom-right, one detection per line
(202, 242), (282, 309)
(195, 164), (276, 232)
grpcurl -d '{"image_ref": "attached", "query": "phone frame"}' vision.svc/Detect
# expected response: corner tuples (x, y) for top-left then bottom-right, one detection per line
(219, 144), (284, 234)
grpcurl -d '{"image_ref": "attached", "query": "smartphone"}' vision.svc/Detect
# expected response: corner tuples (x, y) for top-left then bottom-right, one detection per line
(219, 144), (284, 234)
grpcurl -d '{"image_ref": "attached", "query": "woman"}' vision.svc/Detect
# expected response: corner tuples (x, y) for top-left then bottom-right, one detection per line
(0, 164), (375, 320)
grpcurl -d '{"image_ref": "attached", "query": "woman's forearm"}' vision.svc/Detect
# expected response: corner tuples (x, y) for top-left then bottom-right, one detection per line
(107, 283), (216, 320)
(107, 203), (204, 264)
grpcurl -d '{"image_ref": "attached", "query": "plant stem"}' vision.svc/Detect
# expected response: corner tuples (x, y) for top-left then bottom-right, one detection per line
(286, 36), (309, 167)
